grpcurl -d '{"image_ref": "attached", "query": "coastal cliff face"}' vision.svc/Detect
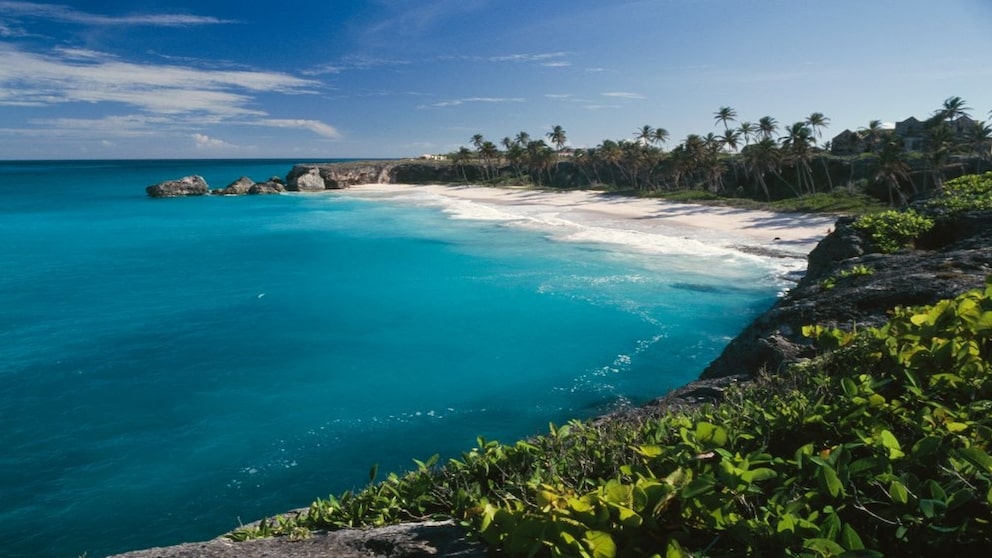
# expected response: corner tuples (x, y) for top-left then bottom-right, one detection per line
(285, 161), (462, 191)
(701, 211), (992, 380)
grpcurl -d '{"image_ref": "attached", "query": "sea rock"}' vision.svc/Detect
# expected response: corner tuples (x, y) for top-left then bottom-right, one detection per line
(249, 180), (286, 195)
(701, 210), (992, 380)
(218, 176), (255, 195)
(109, 520), (486, 558)
(287, 167), (327, 191)
(146, 175), (209, 198)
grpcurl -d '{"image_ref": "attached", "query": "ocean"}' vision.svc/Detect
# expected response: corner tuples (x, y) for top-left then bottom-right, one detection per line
(0, 159), (792, 557)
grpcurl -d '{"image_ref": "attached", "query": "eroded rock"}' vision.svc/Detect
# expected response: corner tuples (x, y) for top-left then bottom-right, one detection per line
(146, 176), (209, 198)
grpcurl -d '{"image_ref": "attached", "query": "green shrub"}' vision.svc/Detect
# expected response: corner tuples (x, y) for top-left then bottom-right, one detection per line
(929, 172), (992, 214)
(853, 209), (934, 253)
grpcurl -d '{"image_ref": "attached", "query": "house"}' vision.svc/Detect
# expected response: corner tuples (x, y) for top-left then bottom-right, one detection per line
(830, 129), (866, 156)
(894, 116), (926, 151)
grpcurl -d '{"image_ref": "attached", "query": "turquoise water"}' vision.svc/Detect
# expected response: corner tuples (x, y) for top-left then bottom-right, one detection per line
(0, 160), (783, 557)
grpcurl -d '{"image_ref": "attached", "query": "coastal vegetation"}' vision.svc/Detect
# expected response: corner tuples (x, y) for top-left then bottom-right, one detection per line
(444, 97), (992, 211)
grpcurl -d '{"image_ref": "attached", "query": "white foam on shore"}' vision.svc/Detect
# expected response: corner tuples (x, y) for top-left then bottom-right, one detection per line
(335, 184), (831, 284)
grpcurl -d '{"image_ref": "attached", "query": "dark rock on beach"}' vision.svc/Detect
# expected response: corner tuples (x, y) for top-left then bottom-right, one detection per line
(109, 520), (486, 558)
(145, 175), (210, 198)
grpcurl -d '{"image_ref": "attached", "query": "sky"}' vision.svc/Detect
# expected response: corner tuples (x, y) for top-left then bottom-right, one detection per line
(1, 0), (991, 160)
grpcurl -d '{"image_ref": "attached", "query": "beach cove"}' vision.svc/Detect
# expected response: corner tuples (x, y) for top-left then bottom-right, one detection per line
(1, 159), (830, 558)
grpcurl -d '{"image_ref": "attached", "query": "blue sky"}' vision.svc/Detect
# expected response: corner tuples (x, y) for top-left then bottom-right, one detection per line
(1, 0), (991, 159)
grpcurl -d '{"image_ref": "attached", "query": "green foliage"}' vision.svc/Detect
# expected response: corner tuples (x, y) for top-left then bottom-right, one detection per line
(853, 209), (935, 253)
(928, 172), (992, 214)
(228, 279), (992, 556)
(821, 264), (875, 290)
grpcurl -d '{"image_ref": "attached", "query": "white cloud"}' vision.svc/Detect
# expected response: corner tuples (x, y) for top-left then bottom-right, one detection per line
(541, 62), (571, 68)
(421, 97), (526, 109)
(545, 94), (572, 99)
(601, 91), (645, 100)
(0, 1), (235, 26)
(257, 119), (341, 139)
(193, 133), (234, 149)
(0, 45), (318, 117)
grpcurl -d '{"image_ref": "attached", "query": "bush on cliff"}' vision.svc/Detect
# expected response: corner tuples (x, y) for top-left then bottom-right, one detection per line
(230, 279), (992, 556)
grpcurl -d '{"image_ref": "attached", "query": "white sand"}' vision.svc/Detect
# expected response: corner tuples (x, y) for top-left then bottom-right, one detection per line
(334, 184), (838, 260)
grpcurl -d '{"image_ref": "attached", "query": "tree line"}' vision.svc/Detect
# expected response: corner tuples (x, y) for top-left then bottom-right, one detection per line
(447, 97), (992, 204)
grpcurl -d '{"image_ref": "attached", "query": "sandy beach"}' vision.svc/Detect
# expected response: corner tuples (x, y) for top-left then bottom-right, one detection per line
(337, 184), (839, 259)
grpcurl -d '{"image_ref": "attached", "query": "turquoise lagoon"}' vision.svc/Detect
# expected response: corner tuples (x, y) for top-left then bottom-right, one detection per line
(0, 160), (797, 557)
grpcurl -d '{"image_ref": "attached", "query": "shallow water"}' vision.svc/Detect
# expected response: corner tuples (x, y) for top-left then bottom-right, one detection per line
(0, 160), (785, 557)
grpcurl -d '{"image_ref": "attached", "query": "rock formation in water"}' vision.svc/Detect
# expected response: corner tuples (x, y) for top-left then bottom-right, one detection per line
(145, 175), (210, 198)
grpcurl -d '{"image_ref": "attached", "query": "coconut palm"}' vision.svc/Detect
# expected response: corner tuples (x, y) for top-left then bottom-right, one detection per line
(714, 106), (737, 131)
(479, 141), (500, 180)
(738, 121), (756, 147)
(743, 138), (783, 200)
(635, 125), (655, 146)
(781, 122), (816, 194)
(858, 120), (886, 153)
(758, 116), (778, 140)
(965, 120), (992, 170)
(526, 140), (555, 185)
(451, 146), (474, 182)
(471, 134), (485, 150)
(547, 125), (567, 170)
(721, 128), (742, 153)
(514, 131), (531, 146)
(806, 112), (833, 189)
(925, 123), (956, 189)
(933, 96), (971, 123)
(652, 127), (670, 148)
(875, 136), (912, 206)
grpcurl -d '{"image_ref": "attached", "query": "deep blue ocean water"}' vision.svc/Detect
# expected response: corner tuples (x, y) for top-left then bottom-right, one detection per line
(0, 160), (786, 557)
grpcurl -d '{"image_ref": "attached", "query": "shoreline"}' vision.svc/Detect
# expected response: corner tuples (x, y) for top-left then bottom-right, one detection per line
(331, 183), (838, 261)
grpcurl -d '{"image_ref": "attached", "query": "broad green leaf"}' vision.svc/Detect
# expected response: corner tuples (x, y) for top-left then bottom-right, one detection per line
(583, 530), (617, 558)
(818, 463), (844, 498)
(695, 422), (729, 447)
(879, 430), (904, 460)
(889, 480), (909, 505)
(840, 523), (865, 550)
(616, 505), (643, 528)
(803, 538), (845, 556)
(956, 447), (992, 473)
(742, 467), (778, 483)
(665, 537), (686, 558)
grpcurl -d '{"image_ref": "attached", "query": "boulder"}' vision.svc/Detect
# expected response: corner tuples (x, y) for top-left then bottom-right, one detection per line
(146, 175), (209, 198)
(220, 176), (255, 196)
(287, 167), (326, 192)
(249, 180), (285, 195)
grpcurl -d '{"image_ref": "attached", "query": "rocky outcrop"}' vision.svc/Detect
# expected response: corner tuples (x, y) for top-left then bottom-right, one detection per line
(146, 175), (209, 198)
(248, 179), (286, 195)
(218, 176), (255, 196)
(701, 211), (992, 380)
(110, 521), (486, 558)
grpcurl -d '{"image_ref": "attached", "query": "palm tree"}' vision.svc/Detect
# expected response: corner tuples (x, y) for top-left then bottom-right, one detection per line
(547, 125), (567, 172)
(514, 131), (530, 147)
(758, 116), (778, 140)
(479, 141), (500, 180)
(471, 134), (485, 150)
(782, 122), (816, 194)
(714, 106), (737, 131)
(598, 139), (623, 186)
(858, 120), (886, 153)
(874, 136), (912, 206)
(721, 128), (741, 153)
(451, 146), (473, 182)
(806, 112), (833, 190)
(738, 121), (756, 147)
(932, 96), (971, 124)
(525, 140), (555, 185)
(635, 125), (655, 146)
(743, 138), (783, 200)
(805, 113), (830, 143)
(925, 123), (956, 190)
(965, 120), (992, 171)
(652, 127), (670, 148)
